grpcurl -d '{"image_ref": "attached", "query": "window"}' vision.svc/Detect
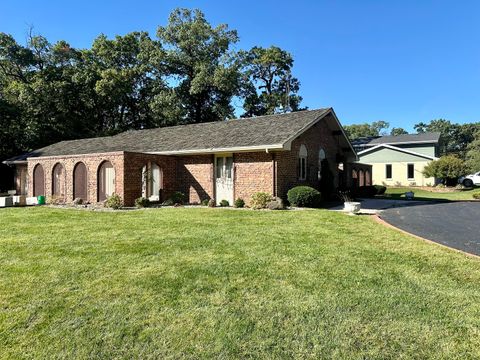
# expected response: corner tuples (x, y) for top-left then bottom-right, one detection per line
(318, 148), (326, 180)
(407, 164), (415, 179)
(298, 145), (308, 180)
(386, 164), (392, 180)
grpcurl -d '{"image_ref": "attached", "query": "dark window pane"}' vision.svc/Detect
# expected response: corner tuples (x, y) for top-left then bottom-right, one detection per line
(386, 164), (392, 179)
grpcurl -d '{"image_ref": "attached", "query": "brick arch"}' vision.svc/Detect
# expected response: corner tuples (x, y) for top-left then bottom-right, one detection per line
(33, 164), (45, 197)
(97, 160), (115, 202)
(365, 170), (371, 186)
(52, 163), (66, 200)
(352, 169), (358, 188)
(73, 162), (88, 201)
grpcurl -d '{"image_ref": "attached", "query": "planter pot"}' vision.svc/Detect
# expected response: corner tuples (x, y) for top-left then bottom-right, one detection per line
(344, 201), (361, 214)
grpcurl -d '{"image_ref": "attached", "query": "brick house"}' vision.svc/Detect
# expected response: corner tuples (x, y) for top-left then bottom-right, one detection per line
(4, 108), (371, 206)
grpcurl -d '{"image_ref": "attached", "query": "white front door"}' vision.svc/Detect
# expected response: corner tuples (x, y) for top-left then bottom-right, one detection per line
(215, 155), (234, 205)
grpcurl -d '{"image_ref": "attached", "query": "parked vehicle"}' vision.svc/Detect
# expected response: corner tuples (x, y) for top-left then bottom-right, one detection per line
(458, 171), (480, 187)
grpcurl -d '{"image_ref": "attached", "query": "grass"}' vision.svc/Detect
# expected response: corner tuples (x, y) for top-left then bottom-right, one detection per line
(1, 207), (480, 359)
(384, 186), (479, 201)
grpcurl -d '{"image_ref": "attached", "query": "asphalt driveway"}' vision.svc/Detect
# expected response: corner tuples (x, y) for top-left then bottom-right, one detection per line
(381, 201), (480, 256)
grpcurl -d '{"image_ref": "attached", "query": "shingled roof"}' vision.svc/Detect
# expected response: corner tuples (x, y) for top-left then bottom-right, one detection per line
(5, 108), (351, 163)
(363, 132), (441, 146)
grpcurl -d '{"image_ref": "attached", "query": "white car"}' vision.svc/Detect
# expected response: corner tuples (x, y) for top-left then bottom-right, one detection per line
(459, 171), (480, 187)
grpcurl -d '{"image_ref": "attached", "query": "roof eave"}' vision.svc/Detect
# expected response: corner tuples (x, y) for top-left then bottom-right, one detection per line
(146, 144), (286, 156)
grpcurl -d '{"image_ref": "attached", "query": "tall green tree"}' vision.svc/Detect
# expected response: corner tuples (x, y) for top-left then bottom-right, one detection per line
(414, 119), (480, 158)
(155, 8), (241, 124)
(344, 121), (390, 140)
(465, 129), (480, 172)
(240, 46), (304, 117)
(390, 127), (408, 136)
(423, 155), (466, 185)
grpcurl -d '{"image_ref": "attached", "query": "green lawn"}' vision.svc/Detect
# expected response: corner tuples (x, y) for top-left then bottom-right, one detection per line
(1, 207), (480, 359)
(384, 186), (479, 201)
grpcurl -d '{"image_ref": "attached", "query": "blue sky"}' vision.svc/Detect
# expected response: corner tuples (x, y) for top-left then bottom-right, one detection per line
(2, 0), (480, 131)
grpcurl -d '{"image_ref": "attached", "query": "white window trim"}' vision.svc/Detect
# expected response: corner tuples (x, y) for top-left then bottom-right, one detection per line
(298, 145), (308, 181)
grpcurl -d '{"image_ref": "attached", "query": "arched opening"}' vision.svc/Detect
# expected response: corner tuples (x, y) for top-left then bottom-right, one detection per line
(359, 170), (365, 187)
(52, 163), (66, 199)
(98, 161), (115, 202)
(33, 164), (45, 197)
(352, 169), (358, 188)
(365, 170), (371, 186)
(298, 144), (308, 180)
(318, 148), (326, 180)
(142, 162), (163, 201)
(73, 162), (88, 201)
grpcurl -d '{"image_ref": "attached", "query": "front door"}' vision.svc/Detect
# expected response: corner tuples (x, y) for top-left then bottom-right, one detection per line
(215, 155), (234, 205)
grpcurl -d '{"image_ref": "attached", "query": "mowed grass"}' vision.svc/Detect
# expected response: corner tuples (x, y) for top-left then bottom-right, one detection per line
(1, 207), (480, 359)
(384, 186), (479, 201)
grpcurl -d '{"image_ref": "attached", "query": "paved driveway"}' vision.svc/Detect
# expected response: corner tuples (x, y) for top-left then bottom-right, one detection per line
(381, 202), (480, 256)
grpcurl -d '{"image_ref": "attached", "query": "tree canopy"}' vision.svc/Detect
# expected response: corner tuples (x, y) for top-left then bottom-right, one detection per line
(343, 121), (389, 140)
(0, 8), (305, 167)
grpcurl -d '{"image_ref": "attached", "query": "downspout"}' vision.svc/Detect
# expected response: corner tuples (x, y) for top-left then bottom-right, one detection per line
(271, 152), (277, 198)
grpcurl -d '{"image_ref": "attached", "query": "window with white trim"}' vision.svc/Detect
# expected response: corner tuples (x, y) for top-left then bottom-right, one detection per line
(386, 164), (392, 179)
(407, 163), (415, 179)
(298, 144), (308, 180)
(318, 148), (326, 180)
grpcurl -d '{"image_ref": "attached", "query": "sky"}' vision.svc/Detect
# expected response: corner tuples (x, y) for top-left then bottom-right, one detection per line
(1, 0), (480, 132)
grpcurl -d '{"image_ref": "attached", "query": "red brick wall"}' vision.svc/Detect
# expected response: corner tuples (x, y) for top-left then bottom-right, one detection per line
(275, 116), (344, 199)
(27, 152), (125, 204)
(177, 155), (214, 204)
(122, 152), (176, 206)
(233, 152), (274, 204)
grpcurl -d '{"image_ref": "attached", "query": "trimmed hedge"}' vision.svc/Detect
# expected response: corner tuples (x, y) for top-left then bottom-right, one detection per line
(287, 186), (322, 208)
(374, 185), (387, 195)
(135, 197), (150, 208)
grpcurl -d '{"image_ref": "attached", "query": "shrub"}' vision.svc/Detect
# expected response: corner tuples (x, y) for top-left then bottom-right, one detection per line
(287, 186), (322, 207)
(162, 198), (174, 206)
(170, 191), (186, 204)
(266, 197), (284, 210)
(472, 192), (480, 200)
(423, 155), (466, 186)
(201, 199), (210, 206)
(208, 199), (216, 207)
(374, 185), (387, 195)
(234, 198), (245, 208)
(250, 192), (274, 209)
(354, 186), (378, 198)
(219, 199), (229, 207)
(135, 197), (150, 208)
(105, 193), (123, 209)
(73, 197), (84, 205)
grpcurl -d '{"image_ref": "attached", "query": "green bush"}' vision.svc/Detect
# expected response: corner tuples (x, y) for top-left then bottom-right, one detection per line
(234, 198), (245, 208)
(287, 186), (322, 207)
(208, 199), (216, 207)
(354, 186), (378, 198)
(105, 193), (123, 209)
(135, 197), (150, 208)
(170, 191), (186, 204)
(201, 199), (210, 206)
(472, 192), (480, 200)
(219, 199), (229, 207)
(250, 192), (274, 209)
(374, 185), (387, 195)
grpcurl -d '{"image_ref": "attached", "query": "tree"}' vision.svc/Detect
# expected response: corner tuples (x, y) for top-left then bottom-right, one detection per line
(423, 155), (466, 185)
(390, 127), (408, 136)
(155, 8), (241, 124)
(465, 129), (480, 173)
(414, 119), (480, 158)
(240, 46), (304, 117)
(343, 121), (390, 140)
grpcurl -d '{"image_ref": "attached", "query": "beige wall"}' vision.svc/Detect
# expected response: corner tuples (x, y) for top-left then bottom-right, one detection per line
(370, 161), (435, 186)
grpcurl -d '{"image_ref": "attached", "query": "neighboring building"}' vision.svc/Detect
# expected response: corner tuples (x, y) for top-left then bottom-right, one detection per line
(352, 132), (441, 186)
(3, 108), (371, 206)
